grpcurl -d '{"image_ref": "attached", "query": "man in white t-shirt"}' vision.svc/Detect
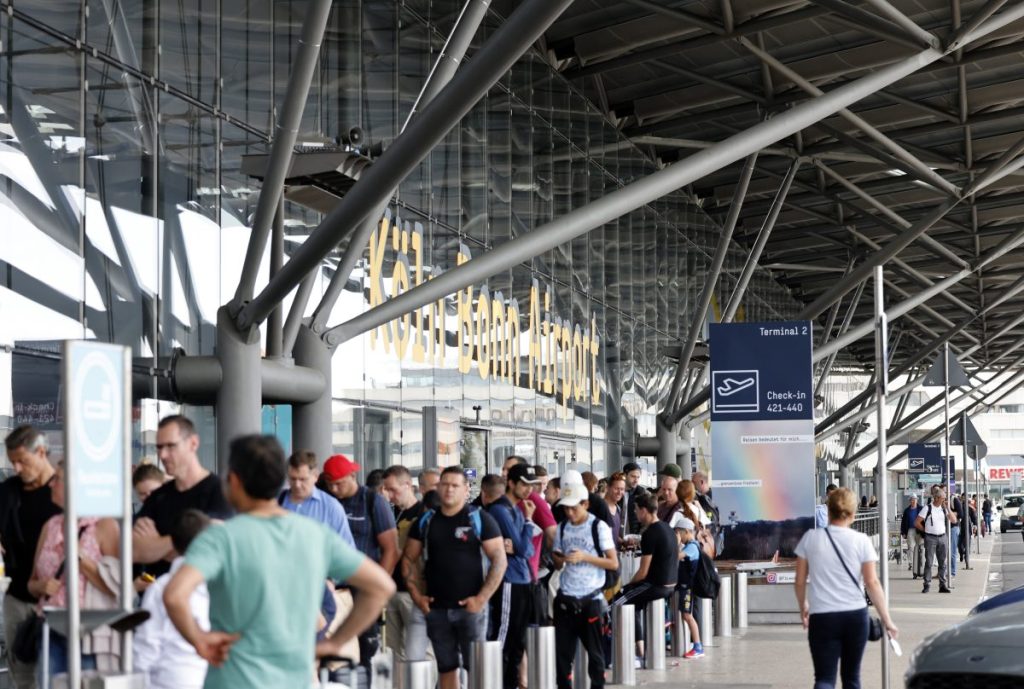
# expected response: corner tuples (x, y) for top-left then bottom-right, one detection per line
(915, 488), (957, 593)
(552, 481), (618, 689)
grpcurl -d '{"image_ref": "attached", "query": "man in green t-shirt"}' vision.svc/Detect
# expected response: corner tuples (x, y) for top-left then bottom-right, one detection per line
(163, 435), (395, 689)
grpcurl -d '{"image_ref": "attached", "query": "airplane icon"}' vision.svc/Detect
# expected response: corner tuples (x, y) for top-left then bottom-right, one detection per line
(712, 369), (759, 413)
(717, 377), (756, 397)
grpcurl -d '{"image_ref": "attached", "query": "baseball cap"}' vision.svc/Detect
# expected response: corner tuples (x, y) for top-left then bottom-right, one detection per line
(508, 464), (541, 485)
(558, 482), (589, 507)
(668, 513), (695, 531)
(323, 454), (360, 481)
(659, 463), (682, 480)
(561, 469), (584, 487)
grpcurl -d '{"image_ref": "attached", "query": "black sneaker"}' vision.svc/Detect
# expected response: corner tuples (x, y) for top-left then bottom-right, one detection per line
(939, 587), (952, 593)
(922, 585), (930, 593)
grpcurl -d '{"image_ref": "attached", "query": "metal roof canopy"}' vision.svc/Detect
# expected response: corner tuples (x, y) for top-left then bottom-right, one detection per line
(541, 0), (1024, 376)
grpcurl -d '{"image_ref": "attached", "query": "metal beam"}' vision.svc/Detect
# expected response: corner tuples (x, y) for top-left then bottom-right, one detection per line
(266, 200), (285, 358)
(324, 40), (967, 346)
(814, 280), (867, 398)
(233, 0), (333, 303)
(665, 153), (758, 419)
(282, 270), (318, 356)
(309, 0), (493, 332)
(860, 0), (940, 49)
(738, 36), (960, 198)
(809, 0), (937, 50)
(237, 0), (575, 330)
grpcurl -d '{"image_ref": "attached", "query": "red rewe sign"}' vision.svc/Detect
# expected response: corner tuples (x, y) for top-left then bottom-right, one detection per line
(989, 466), (1024, 481)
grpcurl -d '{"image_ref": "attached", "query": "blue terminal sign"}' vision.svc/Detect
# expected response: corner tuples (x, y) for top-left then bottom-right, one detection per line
(64, 341), (129, 518)
(908, 443), (942, 474)
(709, 321), (814, 422)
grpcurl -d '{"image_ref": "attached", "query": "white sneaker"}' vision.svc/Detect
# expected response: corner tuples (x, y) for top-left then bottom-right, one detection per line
(634, 656), (642, 669)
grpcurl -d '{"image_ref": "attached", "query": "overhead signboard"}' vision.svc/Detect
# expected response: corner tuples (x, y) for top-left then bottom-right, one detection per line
(922, 349), (970, 388)
(63, 341), (130, 518)
(710, 321), (815, 560)
(710, 321), (813, 422)
(908, 442), (942, 474)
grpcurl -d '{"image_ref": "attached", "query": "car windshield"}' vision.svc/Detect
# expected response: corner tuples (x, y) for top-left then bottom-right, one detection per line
(1006, 496), (1024, 508)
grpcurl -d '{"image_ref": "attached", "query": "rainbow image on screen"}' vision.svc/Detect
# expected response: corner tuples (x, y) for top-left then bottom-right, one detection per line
(711, 418), (816, 525)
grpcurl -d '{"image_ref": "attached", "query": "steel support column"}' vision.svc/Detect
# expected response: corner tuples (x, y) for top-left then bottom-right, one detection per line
(323, 35), (973, 346)
(239, 0), (575, 330)
(215, 307), (262, 474)
(656, 417), (679, 475)
(233, 0), (334, 304)
(267, 200), (285, 358)
(309, 0), (493, 332)
(293, 325), (334, 459)
(283, 270), (318, 357)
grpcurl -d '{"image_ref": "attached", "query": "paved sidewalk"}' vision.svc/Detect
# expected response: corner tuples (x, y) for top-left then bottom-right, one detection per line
(624, 532), (995, 689)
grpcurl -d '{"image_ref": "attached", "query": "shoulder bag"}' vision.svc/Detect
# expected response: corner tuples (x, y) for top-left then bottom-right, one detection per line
(823, 528), (884, 642)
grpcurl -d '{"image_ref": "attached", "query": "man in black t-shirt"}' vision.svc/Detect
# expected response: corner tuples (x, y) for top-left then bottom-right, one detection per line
(404, 467), (507, 689)
(1, 425), (61, 689)
(133, 415), (232, 579)
(609, 493), (677, 663)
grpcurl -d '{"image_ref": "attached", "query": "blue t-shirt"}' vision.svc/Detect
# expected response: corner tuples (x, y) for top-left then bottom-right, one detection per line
(553, 515), (614, 598)
(340, 486), (397, 560)
(677, 541), (700, 588)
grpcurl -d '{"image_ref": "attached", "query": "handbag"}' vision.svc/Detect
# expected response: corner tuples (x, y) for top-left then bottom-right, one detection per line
(823, 528), (884, 642)
(12, 524), (89, 663)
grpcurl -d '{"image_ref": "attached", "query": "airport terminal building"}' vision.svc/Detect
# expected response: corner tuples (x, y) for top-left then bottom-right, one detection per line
(2, 0), (1024, 492)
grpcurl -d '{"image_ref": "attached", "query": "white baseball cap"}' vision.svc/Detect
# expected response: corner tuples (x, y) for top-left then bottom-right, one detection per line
(561, 469), (584, 487)
(669, 513), (695, 531)
(558, 482), (589, 507)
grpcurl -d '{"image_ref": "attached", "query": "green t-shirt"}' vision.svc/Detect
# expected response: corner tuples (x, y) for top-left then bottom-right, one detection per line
(185, 512), (366, 689)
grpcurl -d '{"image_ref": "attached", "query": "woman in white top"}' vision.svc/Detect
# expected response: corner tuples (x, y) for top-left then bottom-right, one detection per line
(794, 487), (898, 689)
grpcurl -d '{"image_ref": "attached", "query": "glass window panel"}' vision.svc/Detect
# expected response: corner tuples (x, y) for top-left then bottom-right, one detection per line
(160, 0), (217, 103)
(220, 0), (272, 127)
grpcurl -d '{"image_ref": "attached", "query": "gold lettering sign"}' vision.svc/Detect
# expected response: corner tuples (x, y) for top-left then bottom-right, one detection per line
(367, 211), (602, 417)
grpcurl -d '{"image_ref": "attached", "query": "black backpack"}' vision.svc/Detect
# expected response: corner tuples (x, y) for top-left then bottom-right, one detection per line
(559, 517), (619, 590)
(691, 547), (721, 599)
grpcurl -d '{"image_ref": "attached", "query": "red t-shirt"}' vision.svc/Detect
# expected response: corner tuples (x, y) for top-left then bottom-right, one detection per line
(518, 492), (557, 581)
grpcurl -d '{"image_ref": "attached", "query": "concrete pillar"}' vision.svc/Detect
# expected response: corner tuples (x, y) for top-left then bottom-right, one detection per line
(293, 325), (334, 459)
(215, 306), (262, 474)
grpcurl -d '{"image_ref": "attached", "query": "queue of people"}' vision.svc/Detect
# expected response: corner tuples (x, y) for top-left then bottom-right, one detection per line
(0, 419), (731, 689)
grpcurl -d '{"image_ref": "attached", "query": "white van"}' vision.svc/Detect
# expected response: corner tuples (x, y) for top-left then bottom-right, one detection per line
(998, 493), (1024, 532)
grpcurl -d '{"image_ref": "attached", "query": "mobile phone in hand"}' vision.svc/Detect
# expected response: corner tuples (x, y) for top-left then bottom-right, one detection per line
(888, 636), (902, 657)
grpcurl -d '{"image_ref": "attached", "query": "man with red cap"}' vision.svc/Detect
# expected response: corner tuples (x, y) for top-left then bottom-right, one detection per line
(322, 454), (399, 670)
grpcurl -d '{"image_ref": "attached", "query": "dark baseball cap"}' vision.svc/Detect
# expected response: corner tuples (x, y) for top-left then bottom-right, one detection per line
(508, 464), (541, 485)
(658, 463), (683, 480)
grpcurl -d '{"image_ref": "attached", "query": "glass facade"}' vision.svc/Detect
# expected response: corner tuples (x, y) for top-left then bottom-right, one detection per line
(0, 0), (802, 478)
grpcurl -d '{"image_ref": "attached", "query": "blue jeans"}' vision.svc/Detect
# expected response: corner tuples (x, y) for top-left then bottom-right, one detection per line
(950, 526), (960, 575)
(807, 608), (869, 689)
(38, 631), (97, 688)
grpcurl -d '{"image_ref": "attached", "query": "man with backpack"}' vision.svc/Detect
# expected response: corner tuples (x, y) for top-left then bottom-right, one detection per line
(480, 472), (536, 689)
(915, 487), (957, 593)
(552, 479), (618, 689)
(404, 467), (508, 689)
(322, 454), (399, 670)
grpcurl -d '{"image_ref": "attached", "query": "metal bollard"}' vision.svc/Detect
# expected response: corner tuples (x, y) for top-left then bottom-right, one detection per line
(643, 598), (666, 670)
(573, 639), (590, 689)
(716, 575), (733, 637)
(736, 572), (749, 629)
(669, 591), (688, 657)
(400, 660), (433, 689)
(699, 598), (714, 647)
(611, 604), (636, 686)
(527, 626), (557, 689)
(469, 640), (502, 689)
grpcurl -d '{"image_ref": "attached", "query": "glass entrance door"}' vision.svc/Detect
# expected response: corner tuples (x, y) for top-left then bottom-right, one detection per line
(537, 435), (576, 478)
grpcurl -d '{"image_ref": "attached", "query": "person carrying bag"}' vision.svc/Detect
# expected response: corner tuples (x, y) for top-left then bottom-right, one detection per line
(794, 487), (898, 689)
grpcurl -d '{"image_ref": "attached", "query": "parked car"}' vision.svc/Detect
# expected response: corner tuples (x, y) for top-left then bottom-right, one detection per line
(997, 494), (1024, 532)
(905, 600), (1024, 688)
(971, 584), (1024, 616)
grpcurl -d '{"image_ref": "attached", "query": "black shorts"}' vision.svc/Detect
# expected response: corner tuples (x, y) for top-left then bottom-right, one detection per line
(676, 586), (694, 615)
